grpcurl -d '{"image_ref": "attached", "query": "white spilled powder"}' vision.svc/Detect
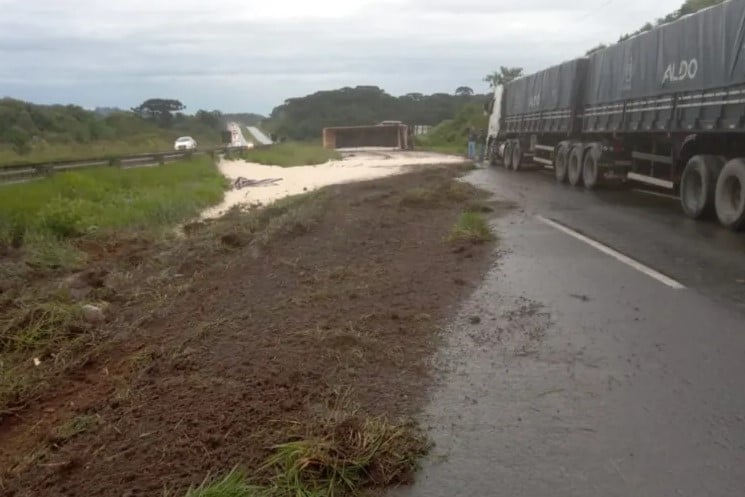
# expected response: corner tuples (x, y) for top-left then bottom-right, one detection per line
(201, 150), (468, 219)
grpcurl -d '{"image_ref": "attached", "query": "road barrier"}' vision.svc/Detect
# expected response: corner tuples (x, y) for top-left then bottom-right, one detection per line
(0, 146), (251, 185)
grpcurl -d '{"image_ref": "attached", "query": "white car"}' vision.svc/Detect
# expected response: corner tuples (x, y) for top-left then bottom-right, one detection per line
(174, 136), (197, 151)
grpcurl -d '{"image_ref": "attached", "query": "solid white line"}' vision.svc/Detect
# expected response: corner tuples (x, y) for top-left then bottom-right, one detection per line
(632, 188), (679, 200)
(536, 215), (686, 290)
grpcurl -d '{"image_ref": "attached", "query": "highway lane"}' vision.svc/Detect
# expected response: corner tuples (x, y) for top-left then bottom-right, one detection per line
(394, 164), (745, 497)
(470, 164), (745, 311)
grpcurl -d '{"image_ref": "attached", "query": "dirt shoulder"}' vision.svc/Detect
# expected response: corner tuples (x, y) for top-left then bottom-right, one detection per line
(1, 164), (504, 496)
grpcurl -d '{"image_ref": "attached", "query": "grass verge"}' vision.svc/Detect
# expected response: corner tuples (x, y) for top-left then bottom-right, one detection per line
(237, 143), (341, 167)
(0, 156), (226, 263)
(448, 211), (494, 244)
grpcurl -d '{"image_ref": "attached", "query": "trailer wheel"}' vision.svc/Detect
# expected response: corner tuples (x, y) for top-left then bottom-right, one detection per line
(503, 141), (513, 168)
(680, 155), (724, 219)
(510, 141), (523, 171)
(715, 158), (745, 231)
(568, 145), (584, 186)
(555, 143), (570, 183)
(582, 143), (602, 189)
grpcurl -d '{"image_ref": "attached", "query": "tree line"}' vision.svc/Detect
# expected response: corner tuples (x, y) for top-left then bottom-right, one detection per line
(0, 98), (244, 156)
(263, 86), (489, 141)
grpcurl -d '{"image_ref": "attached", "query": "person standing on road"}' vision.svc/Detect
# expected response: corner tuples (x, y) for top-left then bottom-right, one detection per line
(467, 128), (477, 159)
(476, 129), (486, 162)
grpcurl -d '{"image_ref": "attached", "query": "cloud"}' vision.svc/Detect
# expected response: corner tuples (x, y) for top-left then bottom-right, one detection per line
(0, 0), (682, 113)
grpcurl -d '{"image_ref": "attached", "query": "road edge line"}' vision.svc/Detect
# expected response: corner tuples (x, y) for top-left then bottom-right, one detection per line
(632, 188), (679, 200)
(536, 215), (686, 290)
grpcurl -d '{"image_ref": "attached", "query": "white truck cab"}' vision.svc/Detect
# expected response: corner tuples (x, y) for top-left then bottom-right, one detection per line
(486, 85), (504, 163)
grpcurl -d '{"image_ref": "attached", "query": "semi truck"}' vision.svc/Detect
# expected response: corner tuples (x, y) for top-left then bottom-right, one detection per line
(486, 0), (745, 231)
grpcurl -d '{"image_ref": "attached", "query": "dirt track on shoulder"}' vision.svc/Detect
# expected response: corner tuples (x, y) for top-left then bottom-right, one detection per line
(1, 165), (502, 496)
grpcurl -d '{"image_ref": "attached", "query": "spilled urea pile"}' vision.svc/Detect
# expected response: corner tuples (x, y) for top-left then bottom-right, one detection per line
(201, 149), (468, 218)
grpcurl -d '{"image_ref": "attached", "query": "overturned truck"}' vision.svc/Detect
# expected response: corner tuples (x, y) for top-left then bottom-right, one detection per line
(486, 0), (745, 230)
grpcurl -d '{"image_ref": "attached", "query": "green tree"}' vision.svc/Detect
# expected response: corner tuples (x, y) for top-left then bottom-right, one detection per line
(131, 98), (186, 127)
(262, 86), (488, 141)
(483, 67), (524, 89)
(455, 86), (474, 96)
(7, 125), (31, 155)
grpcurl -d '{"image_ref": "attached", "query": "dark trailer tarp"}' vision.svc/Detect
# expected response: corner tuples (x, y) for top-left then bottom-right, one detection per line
(504, 58), (588, 116)
(502, 58), (588, 135)
(585, 0), (745, 105)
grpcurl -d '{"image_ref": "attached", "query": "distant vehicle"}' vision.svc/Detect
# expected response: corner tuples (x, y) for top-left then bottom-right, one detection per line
(174, 136), (197, 151)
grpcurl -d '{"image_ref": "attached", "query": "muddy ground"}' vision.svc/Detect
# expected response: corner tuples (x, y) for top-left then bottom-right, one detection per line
(0, 165), (503, 496)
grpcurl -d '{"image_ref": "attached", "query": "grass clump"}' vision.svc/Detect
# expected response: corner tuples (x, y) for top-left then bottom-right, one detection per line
(0, 300), (85, 353)
(186, 404), (428, 497)
(0, 156), (226, 264)
(260, 417), (427, 496)
(448, 212), (494, 244)
(185, 468), (259, 497)
(55, 414), (101, 440)
(238, 143), (341, 167)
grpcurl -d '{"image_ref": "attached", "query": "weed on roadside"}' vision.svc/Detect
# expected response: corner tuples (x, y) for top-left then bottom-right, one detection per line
(55, 414), (102, 441)
(0, 300), (85, 353)
(186, 398), (428, 497)
(448, 212), (494, 244)
(185, 467), (260, 497)
(400, 179), (480, 208)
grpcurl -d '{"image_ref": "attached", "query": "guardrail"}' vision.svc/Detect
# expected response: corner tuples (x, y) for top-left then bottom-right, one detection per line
(0, 146), (250, 185)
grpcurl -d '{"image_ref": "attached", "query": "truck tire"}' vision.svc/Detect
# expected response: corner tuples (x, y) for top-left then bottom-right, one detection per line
(568, 145), (584, 186)
(582, 143), (603, 190)
(510, 141), (523, 171)
(714, 158), (745, 230)
(503, 141), (513, 168)
(555, 143), (570, 183)
(680, 155), (724, 219)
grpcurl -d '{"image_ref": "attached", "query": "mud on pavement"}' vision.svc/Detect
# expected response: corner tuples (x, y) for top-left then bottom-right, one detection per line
(0, 164), (507, 496)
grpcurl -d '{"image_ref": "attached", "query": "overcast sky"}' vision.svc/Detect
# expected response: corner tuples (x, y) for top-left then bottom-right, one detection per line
(0, 0), (682, 115)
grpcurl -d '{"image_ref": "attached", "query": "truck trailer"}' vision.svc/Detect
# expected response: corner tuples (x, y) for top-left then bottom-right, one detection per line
(486, 0), (745, 230)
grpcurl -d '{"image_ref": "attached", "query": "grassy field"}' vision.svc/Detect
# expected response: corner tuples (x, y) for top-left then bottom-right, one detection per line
(238, 142), (341, 167)
(0, 155), (226, 263)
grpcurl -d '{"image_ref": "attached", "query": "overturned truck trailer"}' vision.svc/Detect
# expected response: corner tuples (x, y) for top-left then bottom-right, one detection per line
(487, 0), (745, 230)
(322, 123), (410, 150)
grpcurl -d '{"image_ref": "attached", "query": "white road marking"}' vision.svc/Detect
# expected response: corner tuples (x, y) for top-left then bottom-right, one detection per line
(632, 188), (679, 200)
(536, 215), (686, 290)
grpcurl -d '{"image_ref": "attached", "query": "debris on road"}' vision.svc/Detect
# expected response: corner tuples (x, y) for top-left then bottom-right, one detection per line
(231, 176), (283, 190)
(81, 304), (106, 323)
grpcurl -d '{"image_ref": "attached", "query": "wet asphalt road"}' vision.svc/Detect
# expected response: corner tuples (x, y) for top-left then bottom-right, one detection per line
(395, 165), (745, 497)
